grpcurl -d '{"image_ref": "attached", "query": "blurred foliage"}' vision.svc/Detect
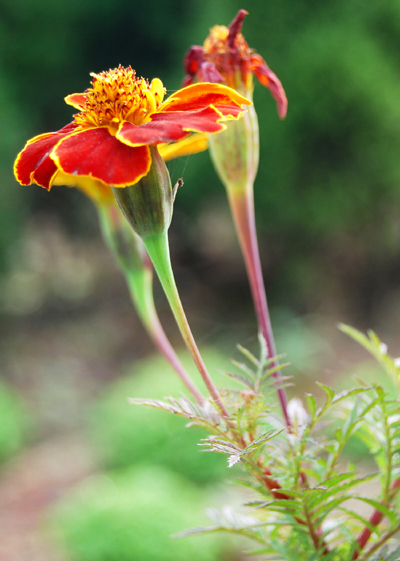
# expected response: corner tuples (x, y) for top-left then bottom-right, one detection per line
(90, 349), (239, 484)
(50, 465), (233, 561)
(3, 0), (400, 313)
(0, 377), (28, 462)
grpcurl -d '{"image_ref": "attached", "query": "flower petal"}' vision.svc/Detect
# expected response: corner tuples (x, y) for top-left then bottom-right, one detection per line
(158, 133), (208, 162)
(158, 83), (251, 119)
(184, 45), (204, 76)
(64, 93), (87, 110)
(51, 127), (151, 187)
(117, 121), (188, 147)
(198, 62), (224, 84)
(249, 54), (287, 119)
(117, 106), (224, 147)
(14, 122), (77, 189)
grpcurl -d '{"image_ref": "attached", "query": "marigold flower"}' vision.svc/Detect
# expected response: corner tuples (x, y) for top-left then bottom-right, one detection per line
(183, 9), (287, 119)
(14, 65), (251, 191)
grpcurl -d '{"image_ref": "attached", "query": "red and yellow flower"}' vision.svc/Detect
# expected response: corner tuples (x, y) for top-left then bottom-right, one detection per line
(14, 65), (251, 192)
(183, 9), (287, 119)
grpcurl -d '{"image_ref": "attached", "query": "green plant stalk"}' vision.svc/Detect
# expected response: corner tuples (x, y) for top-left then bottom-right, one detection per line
(97, 202), (204, 404)
(143, 231), (229, 418)
(126, 268), (204, 405)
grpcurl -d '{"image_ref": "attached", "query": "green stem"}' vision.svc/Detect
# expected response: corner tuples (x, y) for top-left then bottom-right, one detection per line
(127, 268), (204, 404)
(97, 202), (203, 404)
(143, 232), (229, 418)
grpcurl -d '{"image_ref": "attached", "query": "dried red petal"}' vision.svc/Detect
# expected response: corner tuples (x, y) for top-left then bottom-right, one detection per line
(227, 9), (248, 48)
(14, 122), (77, 189)
(52, 127), (151, 187)
(183, 45), (204, 76)
(250, 54), (288, 119)
(198, 62), (224, 84)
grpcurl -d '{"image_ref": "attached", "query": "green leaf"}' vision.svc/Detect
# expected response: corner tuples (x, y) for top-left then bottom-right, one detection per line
(220, 370), (254, 389)
(306, 394), (317, 418)
(236, 344), (259, 368)
(231, 360), (256, 380)
(353, 497), (398, 526)
(337, 506), (377, 533)
(316, 382), (335, 405)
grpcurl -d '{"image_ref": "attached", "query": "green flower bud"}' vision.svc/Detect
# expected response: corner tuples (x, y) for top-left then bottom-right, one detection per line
(112, 146), (173, 238)
(208, 85), (259, 190)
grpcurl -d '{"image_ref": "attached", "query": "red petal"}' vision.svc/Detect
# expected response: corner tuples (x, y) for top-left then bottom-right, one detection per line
(158, 83), (251, 119)
(117, 121), (188, 146)
(51, 127), (151, 187)
(183, 45), (204, 76)
(14, 122), (77, 189)
(198, 62), (224, 84)
(182, 75), (194, 87)
(117, 107), (224, 147)
(250, 54), (288, 119)
(152, 106), (225, 132)
(227, 9), (248, 48)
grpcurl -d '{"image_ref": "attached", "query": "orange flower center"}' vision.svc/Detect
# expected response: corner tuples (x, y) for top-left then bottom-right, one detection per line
(74, 65), (166, 131)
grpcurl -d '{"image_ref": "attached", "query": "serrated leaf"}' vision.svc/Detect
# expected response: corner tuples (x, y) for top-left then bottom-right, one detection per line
(331, 386), (372, 406)
(353, 497), (398, 525)
(256, 499), (303, 512)
(231, 359), (256, 380)
(306, 472), (378, 510)
(316, 382), (335, 404)
(220, 370), (254, 389)
(242, 429), (283, 454)
(236, 344), (259, 368)
(337, 506), (377, 533)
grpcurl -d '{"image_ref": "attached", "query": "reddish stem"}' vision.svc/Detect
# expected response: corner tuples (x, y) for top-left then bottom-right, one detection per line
(227, 186), (290, 427)
(148, 312), (205, 405)
(353, 477), (400, 559)
(262, 467), (290, 500)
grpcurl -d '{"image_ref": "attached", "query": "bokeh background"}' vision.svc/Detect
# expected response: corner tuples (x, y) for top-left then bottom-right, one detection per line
(1, 0), (400, 559)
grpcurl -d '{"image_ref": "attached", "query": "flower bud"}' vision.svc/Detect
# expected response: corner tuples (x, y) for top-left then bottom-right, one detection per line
(208, 87), (259, 188)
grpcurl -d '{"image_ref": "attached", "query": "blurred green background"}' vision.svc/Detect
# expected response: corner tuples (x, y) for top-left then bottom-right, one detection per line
(1, 0), (400, 559)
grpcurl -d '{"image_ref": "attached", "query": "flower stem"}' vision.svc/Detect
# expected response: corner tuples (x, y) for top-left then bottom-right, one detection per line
(353, 477), (400, 559)
(97, 202), (203, 404)
(143, 232), (229, 418)
(126, 268), (205, 405)
(226, 183), (290, 427)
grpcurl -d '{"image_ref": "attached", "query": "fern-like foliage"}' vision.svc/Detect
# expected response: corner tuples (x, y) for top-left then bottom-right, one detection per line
(131, 329), (400, 560)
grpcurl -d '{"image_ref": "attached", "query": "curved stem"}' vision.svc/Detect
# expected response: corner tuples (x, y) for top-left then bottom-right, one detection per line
(97, 202), (203, 405)
(226, 184), (290, 427)
(127, 268), (205, 405)
(143, 232), (229, 418)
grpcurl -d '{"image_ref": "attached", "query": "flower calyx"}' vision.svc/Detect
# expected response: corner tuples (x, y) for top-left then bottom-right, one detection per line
(112, 145), (174, 239)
